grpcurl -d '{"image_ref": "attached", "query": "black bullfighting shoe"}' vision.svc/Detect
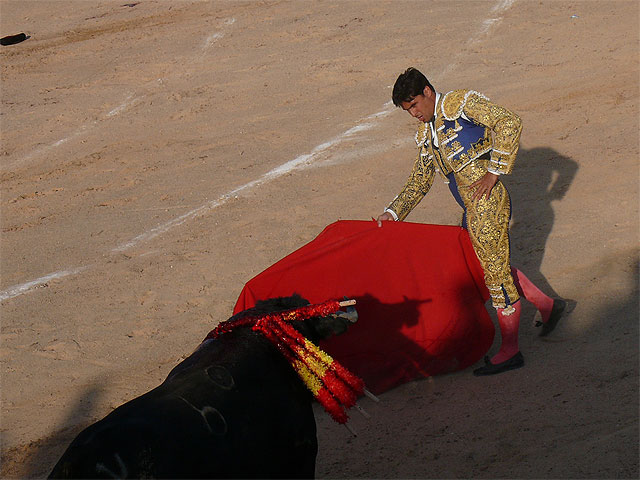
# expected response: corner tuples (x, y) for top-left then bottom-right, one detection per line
(538, 299), (567, 337)
(473, 351), (525, 376)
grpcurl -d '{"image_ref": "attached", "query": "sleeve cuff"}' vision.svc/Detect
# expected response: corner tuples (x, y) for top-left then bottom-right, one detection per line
(384, 208), (398, 221)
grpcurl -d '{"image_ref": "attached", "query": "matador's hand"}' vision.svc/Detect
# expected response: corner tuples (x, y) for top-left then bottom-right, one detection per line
(376, 212), (394, 227)
(470, 172), (499, 202)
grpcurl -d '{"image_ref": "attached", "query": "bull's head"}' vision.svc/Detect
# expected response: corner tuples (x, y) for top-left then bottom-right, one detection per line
(310, 300), (358, 340)
(249, 294), (357, 344)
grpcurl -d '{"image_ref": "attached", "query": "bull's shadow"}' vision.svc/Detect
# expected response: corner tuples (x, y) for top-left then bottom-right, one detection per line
(8, 385), (105, 479)
(504, 146), (579, 298)
(322, 291), (491, 395)
(322, 294), (433, 381)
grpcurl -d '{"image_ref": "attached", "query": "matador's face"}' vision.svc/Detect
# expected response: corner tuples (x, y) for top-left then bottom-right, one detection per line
(400, 86), (436, 123)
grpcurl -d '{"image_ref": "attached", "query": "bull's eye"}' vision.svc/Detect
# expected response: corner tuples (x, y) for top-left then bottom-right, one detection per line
(206, 365), (235, 390)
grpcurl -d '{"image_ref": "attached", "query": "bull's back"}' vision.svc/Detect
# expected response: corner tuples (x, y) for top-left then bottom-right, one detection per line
(50, 332), (318, 478)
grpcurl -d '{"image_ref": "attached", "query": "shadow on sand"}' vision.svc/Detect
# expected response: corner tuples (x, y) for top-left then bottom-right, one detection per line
(1, 385), (105, 479)
(506, 146), (579, 297)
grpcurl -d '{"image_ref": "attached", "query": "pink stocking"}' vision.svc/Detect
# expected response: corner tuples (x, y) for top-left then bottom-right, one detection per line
(492, 301), (522, 364)
(511, 267), (554, 324)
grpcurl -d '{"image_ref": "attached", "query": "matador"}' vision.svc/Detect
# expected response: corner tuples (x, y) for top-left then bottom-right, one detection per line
(376, 68), (566, 376)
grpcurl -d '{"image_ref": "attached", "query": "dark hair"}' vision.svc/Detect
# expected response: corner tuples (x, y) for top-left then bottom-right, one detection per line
(392, 67), (435, 107)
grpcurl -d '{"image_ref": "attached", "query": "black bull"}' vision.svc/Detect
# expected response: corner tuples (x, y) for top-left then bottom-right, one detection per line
(49, 295), (357, 479)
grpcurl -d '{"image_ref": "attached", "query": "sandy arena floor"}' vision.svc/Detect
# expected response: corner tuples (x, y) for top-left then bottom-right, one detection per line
(1, 1), (638, 478)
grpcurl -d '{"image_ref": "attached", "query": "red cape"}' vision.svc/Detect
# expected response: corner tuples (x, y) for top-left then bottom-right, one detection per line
(234, 220), (493, 394)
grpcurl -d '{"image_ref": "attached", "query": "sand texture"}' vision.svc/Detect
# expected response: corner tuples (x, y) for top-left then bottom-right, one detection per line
(1, 1), (638, 478)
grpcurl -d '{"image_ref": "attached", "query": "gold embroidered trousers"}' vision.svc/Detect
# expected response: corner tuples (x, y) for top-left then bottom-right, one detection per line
(454, 158), (520, 309)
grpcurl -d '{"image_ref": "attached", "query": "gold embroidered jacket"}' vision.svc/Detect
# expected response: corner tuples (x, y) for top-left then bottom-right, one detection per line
(387, 89), (522, 221)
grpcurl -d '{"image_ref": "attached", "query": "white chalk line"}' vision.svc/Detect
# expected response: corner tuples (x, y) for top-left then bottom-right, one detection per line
(478, 0), (516, 40)
(1, 17), (239, 300)
(4, 93), (146, 171)
(111, 104), (394, 252)
(201, 18), (236, 54)
(437, 0), (517, 79)
(106, 93), (144, 117)
(492, 0), (516, 14)
(204, 32), (224, 46)
(204, 19), (235, 48)
(1, 1), (515, 301)
(1, 104), (394, 301)
(5, 17), (237, 172)
(0, 266), (90, 302)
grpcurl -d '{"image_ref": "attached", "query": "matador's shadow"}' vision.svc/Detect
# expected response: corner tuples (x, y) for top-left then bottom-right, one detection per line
(503, 146), (579, 297)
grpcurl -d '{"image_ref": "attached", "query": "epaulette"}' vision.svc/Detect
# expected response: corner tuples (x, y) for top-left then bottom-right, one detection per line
(440, 89), (490, 121)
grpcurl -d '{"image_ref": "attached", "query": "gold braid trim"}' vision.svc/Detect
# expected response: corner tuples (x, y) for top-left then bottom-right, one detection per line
(440, 89), (490, 121)
(439, 90), (522, 175)
(462, 93), (522, 175)
(386, 148), (436, 221)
